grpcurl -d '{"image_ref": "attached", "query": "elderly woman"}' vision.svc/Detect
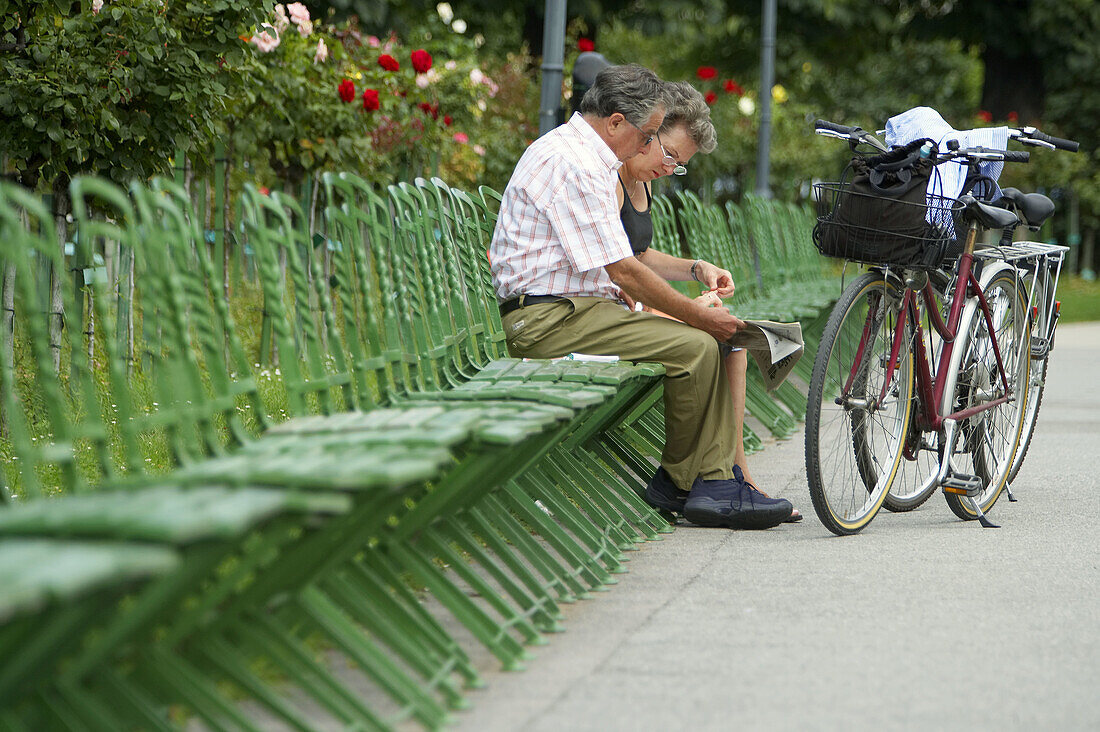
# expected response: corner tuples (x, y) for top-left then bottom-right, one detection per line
(616, 81), (802, 522)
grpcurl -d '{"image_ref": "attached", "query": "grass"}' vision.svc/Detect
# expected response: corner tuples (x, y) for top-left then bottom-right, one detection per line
(1055, 276), (1100, 323)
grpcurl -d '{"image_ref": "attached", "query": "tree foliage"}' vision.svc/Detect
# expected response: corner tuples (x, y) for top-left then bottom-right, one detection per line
(0, 0), (266, 194)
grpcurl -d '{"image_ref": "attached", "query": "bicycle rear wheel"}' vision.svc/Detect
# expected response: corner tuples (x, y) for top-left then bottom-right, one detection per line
(1008, 266), (1057, 484)
(944, 270), (1030, 520)
(1008, 355), (1048, 483)
(806, 272), (913, 535)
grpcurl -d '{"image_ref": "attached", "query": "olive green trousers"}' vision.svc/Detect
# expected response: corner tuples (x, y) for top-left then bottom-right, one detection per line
(502, 296), (736, 492)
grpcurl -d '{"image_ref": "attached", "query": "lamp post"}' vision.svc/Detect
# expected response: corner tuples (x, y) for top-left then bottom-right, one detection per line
(755, 0), (777, 198)
(538, 0), (568, 137)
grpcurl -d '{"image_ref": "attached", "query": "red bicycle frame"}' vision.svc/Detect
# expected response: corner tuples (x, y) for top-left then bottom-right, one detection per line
(854, 224), (1015, 433)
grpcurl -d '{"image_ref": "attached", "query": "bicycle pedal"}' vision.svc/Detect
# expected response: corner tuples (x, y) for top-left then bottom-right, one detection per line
(942, 473), (983, 497)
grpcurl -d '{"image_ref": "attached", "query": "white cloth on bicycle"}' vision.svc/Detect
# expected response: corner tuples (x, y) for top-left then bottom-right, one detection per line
(885, 106), (1009, 202)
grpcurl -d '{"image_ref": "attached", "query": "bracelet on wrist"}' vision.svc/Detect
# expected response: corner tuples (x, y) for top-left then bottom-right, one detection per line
(690, 259), (702, 282)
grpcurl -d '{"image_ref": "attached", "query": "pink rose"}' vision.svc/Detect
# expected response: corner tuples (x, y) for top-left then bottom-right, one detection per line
(273, 4), (289, 33)
(314, 38), (328, 64)
(92, 0), (104, 14)
(251, 27), (280, 53)
(285, 2), (309, 25)
(453, 132), (468, 144)
(367, 35), (380, 48)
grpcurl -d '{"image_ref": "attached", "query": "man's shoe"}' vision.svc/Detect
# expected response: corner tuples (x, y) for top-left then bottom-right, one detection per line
(683, 472), (793, 530)
(733, 465), (803, 523)
(644, 467), (691, 515)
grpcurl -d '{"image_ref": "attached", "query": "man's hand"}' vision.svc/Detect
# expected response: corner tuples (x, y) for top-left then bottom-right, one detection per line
(695, 260), (735, 298)
(606, 256), (744, 342)
(694, 303), (745, 342)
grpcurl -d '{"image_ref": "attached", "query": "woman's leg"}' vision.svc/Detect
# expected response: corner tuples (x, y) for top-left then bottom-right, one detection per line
(723, 349), (754, 484)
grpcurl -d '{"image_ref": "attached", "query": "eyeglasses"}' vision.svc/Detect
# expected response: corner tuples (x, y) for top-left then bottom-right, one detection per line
(657, 133), (688, 176)
(623, 116), (655, 147)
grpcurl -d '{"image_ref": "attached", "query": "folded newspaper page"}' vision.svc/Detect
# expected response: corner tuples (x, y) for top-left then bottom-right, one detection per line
(726, 319), (804, 391)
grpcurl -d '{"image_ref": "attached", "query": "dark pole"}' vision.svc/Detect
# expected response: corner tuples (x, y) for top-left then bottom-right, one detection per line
(755, 0), (777, 198)
(539, 0), (567, 137)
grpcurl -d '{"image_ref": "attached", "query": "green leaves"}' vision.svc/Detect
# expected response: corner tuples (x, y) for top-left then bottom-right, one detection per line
(1, 0), (270, 189)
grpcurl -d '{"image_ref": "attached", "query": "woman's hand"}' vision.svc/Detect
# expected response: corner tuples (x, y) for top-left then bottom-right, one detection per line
(695, 290), (723, 308)
(694, 260), (735, 297)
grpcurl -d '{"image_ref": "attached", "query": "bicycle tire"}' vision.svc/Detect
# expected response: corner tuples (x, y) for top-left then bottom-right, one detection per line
(1007, 353), (1049, 484)
(881, 294), (943, 512)
(944, 270), (1030, 520)
(1007, 264), (1057, 484)
(806, 272), (912, 535)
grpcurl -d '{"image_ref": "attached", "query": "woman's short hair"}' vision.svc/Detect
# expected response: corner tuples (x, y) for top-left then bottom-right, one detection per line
(578, 64), (667, 129)
(660, 81), (717, 154)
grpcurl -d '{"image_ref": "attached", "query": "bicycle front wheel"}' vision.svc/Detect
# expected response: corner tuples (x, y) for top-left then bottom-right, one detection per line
(944, 270), (1030, 520)
(806, 272), (913, 535)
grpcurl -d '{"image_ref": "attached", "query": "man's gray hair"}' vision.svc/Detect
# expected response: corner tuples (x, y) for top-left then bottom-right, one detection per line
(578, 64), (667, 128)
(660, 81), (718, 154)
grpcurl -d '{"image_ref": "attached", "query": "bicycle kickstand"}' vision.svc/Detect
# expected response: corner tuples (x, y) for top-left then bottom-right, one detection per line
(966, 496), (1000, 529)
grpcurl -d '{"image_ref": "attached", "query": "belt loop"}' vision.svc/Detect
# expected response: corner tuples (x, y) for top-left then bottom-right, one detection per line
(518, 294), (526, 309)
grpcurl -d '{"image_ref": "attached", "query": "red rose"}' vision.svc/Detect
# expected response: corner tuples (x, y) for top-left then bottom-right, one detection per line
(378, 54), (400, 72)
(1007, 111), (1019, 122)
(362, 88), (380, 111)
(704, 90), (717, 105)
(723, 79), (744, 96)
(443, 114), (452, 127)
(978, 110), (993, 123)
(417, 101), (439, 120)
(338, 79), (355, 103)
(410, 49), (433, 74)
(577, 37), (595, 52)
(696, 66), (717, 80)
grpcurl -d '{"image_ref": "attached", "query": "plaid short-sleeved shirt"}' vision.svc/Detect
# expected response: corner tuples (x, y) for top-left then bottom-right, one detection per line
(490, 113), (633, 301)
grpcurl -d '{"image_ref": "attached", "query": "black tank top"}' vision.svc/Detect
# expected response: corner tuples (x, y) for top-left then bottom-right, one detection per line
(619, 176), (652, 254)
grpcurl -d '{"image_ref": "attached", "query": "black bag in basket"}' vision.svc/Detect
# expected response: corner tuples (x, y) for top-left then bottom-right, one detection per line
(814, 138), (958, 267)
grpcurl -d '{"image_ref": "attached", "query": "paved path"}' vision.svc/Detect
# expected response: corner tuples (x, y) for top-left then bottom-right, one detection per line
(454, 322), (1100, 732)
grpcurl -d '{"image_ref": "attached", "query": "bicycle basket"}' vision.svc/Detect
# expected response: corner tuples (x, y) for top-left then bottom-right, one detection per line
(812, 181), (964, 268)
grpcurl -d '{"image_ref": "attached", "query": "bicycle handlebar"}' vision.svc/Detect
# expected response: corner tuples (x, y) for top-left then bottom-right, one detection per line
(1015, 127), (1079, 153)
(814, 119), (856, 135)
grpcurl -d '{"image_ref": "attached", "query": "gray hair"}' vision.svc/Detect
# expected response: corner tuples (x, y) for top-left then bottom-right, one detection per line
(660, 81), (717, 154)
(578, 64), (667, 128)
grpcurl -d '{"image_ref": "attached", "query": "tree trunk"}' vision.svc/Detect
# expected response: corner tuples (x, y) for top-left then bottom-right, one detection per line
(980, 46), (1045, 124)
(1, 260), (16, 437)
(50, 186), (70, 375)
(223, 137), (233, 303)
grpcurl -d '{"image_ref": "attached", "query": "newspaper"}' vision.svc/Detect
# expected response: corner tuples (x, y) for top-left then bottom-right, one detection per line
(726, 319), (804, 391)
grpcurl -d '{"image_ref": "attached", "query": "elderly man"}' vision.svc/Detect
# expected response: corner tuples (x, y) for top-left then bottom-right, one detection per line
(489, 64), (792, 529)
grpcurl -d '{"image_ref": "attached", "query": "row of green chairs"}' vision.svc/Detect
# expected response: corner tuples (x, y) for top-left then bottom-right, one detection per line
(0, 171), (674, 729)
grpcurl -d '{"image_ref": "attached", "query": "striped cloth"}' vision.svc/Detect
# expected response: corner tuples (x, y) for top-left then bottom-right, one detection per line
(490, 113), (632, 302)
(885, 106), (1009, 202)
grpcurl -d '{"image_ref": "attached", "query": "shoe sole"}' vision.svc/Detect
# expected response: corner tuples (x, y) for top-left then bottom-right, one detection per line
(683, 502), (792, 530)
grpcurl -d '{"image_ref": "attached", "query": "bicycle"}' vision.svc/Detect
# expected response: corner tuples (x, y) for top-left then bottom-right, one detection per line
(804, 119), (1077, 535)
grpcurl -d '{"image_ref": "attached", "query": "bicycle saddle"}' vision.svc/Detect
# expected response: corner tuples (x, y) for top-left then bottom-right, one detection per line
(958, 195), (1018, 230)
(995, 187), (1056, 230)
